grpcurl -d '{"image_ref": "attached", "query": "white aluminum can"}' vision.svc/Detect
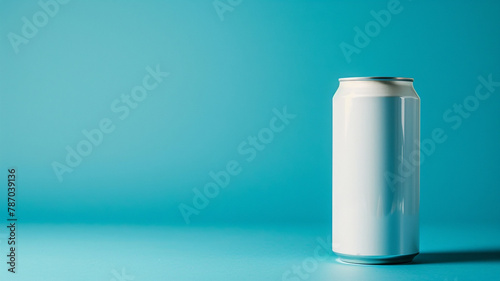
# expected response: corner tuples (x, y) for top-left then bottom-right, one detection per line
(332, 77), (420, 264)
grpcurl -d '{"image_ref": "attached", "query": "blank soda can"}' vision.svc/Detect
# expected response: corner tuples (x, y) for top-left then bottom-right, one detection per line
(332, 77), (420, 264)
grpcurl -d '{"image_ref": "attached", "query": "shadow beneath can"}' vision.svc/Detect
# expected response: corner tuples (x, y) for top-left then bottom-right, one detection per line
(413, 249), (500, 264)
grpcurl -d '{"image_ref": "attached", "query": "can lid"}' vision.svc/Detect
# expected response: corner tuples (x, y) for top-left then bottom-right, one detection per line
(339, 77), (413, 82)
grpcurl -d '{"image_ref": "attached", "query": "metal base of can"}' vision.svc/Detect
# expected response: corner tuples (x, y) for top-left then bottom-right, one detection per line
(335, 252), (419, 265)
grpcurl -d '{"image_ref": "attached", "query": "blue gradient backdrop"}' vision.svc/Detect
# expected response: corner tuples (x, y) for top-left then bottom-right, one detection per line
(1, 0), (500, 227)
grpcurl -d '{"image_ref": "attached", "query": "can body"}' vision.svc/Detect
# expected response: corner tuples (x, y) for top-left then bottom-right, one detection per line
(332, 77), (420, 264)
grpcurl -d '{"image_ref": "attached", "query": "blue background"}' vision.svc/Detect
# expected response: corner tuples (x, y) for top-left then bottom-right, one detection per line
(0, 0), (499, 280)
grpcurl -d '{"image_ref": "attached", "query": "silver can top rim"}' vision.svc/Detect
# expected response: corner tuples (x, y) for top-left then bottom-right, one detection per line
(339, 77), (414, 82)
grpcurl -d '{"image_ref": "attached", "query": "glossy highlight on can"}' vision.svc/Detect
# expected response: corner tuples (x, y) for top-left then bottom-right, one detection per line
(332, 77), (420, 264)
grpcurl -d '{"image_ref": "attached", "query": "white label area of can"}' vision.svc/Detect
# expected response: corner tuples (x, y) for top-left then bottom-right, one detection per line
(332, 96), (420, 256)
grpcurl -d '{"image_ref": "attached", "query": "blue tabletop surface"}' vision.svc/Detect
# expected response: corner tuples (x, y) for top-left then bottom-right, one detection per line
(1, 223), (498, 281)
